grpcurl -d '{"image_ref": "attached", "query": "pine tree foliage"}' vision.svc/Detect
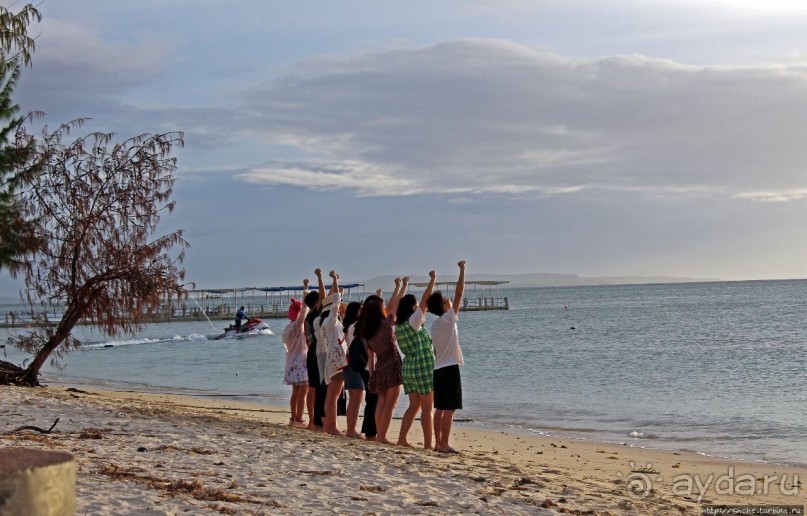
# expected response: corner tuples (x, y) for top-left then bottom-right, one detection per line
(0, 4), (43, 272)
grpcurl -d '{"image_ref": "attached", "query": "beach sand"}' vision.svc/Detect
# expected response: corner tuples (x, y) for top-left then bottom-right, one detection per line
(2, 385), (804, 514)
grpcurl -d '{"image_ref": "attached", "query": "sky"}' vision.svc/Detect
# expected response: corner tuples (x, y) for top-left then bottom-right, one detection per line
(6, 0), (807, 292)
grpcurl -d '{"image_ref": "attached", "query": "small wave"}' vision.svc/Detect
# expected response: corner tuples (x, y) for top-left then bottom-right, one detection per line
(82, 334), (200, 349)
(537, 425), (600, 434)
(525, 428), (553, 437)
(628, 430), (658, 439)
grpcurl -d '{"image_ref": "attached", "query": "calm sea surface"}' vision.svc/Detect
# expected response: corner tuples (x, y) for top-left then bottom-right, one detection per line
(3, 280), (806, 466)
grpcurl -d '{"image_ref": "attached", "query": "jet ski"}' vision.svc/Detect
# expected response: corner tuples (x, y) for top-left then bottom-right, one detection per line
(213, 317), (271, 340)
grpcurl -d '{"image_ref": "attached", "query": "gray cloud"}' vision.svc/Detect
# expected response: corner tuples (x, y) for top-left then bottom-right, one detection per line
(232, 40), (807, 201)
(17, 13), (807, 204)
(18, 17), (168, 123)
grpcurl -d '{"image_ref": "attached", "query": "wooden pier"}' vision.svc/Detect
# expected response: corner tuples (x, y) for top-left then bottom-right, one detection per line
(410, 280), (510, 312)
(0, 281), (510, 328)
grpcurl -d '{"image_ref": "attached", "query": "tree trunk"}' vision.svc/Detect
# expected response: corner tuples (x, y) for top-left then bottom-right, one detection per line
(23, 319), (81, 387)
(6, 301), (87, 387)
(20, 363), (40, 387)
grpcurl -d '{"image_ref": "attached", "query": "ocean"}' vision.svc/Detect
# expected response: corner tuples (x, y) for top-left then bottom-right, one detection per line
(2, 280), (806, 467)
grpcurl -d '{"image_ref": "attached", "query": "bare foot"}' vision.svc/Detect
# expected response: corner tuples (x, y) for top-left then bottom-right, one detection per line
(345, 431), (363, 439)
(293, 421), (307, 429)
(365, 436), (376, 442)
(376, 438), (394, 445)
(327, 429), (345, 437)
(396, 440), (413, 448)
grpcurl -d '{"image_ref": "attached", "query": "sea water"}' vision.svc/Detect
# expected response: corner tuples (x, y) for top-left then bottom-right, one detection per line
(2, 280), (806, 466)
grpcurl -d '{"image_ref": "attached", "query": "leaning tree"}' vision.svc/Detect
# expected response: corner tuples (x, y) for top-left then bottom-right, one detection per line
(0, 124), (188, 386)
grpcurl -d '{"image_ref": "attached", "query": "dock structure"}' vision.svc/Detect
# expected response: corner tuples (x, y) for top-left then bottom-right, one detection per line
(174, 283), (367, 322)
(0, 284), (368, 328)
(0, 280), (510, 328)
(408, 280), (510, 311)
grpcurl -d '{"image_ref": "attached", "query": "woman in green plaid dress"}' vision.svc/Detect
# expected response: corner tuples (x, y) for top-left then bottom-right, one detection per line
(395, 272), (437, 449)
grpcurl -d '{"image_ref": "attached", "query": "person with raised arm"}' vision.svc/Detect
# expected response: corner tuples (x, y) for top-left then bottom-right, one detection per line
(427, 261), (466, 454)
(359, 291), (382, 441)
(320, 270), (349, 435)
(360, 277), (406, 444)
(313, 267), (336, 431)
(304, 268), (327, 430)
(280, 278), (311, 428)
(341, 300), (364, 438)
(395, 270), (437, 449)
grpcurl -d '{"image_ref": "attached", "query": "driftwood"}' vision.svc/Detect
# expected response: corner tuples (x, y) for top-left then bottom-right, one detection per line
(7, 418), (60, 435)
(0, 360), (34, 386)
(0, 360), (22, 381)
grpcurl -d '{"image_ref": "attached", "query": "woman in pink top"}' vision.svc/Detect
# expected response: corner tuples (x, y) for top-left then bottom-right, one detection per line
(280, 279), (311, 428)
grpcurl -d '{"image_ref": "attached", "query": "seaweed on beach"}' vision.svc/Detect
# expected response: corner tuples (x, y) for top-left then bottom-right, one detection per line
(77, 428), (105, 439)
(298, 469), (333, 476)
(97, 464), (266, 505)
(166, 478), (246, 502)
(153, 444), (217, 455)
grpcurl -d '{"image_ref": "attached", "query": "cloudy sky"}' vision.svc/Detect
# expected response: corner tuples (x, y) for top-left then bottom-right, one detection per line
(7, 0), (807, 291)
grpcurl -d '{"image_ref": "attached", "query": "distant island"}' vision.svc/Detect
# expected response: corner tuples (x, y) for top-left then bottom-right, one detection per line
(360, 272), (718, 291)
(0, 273), (723, 304)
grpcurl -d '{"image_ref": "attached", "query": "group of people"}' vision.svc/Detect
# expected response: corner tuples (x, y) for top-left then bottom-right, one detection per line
(280, 261), (467, 453)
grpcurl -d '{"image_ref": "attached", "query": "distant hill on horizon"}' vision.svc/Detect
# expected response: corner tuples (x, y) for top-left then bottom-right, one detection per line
(360, 272), (719, 291)
(0, 273), (726, 300)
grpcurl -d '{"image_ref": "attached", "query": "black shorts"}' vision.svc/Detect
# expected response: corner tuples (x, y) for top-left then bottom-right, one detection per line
(434, 365), (462, 411)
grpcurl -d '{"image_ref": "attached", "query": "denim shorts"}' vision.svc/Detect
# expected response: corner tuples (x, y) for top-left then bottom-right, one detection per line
(343, 366), (366, 390)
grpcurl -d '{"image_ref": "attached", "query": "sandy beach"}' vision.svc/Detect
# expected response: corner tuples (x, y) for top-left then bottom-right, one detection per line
(1, 385), (804, 515)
